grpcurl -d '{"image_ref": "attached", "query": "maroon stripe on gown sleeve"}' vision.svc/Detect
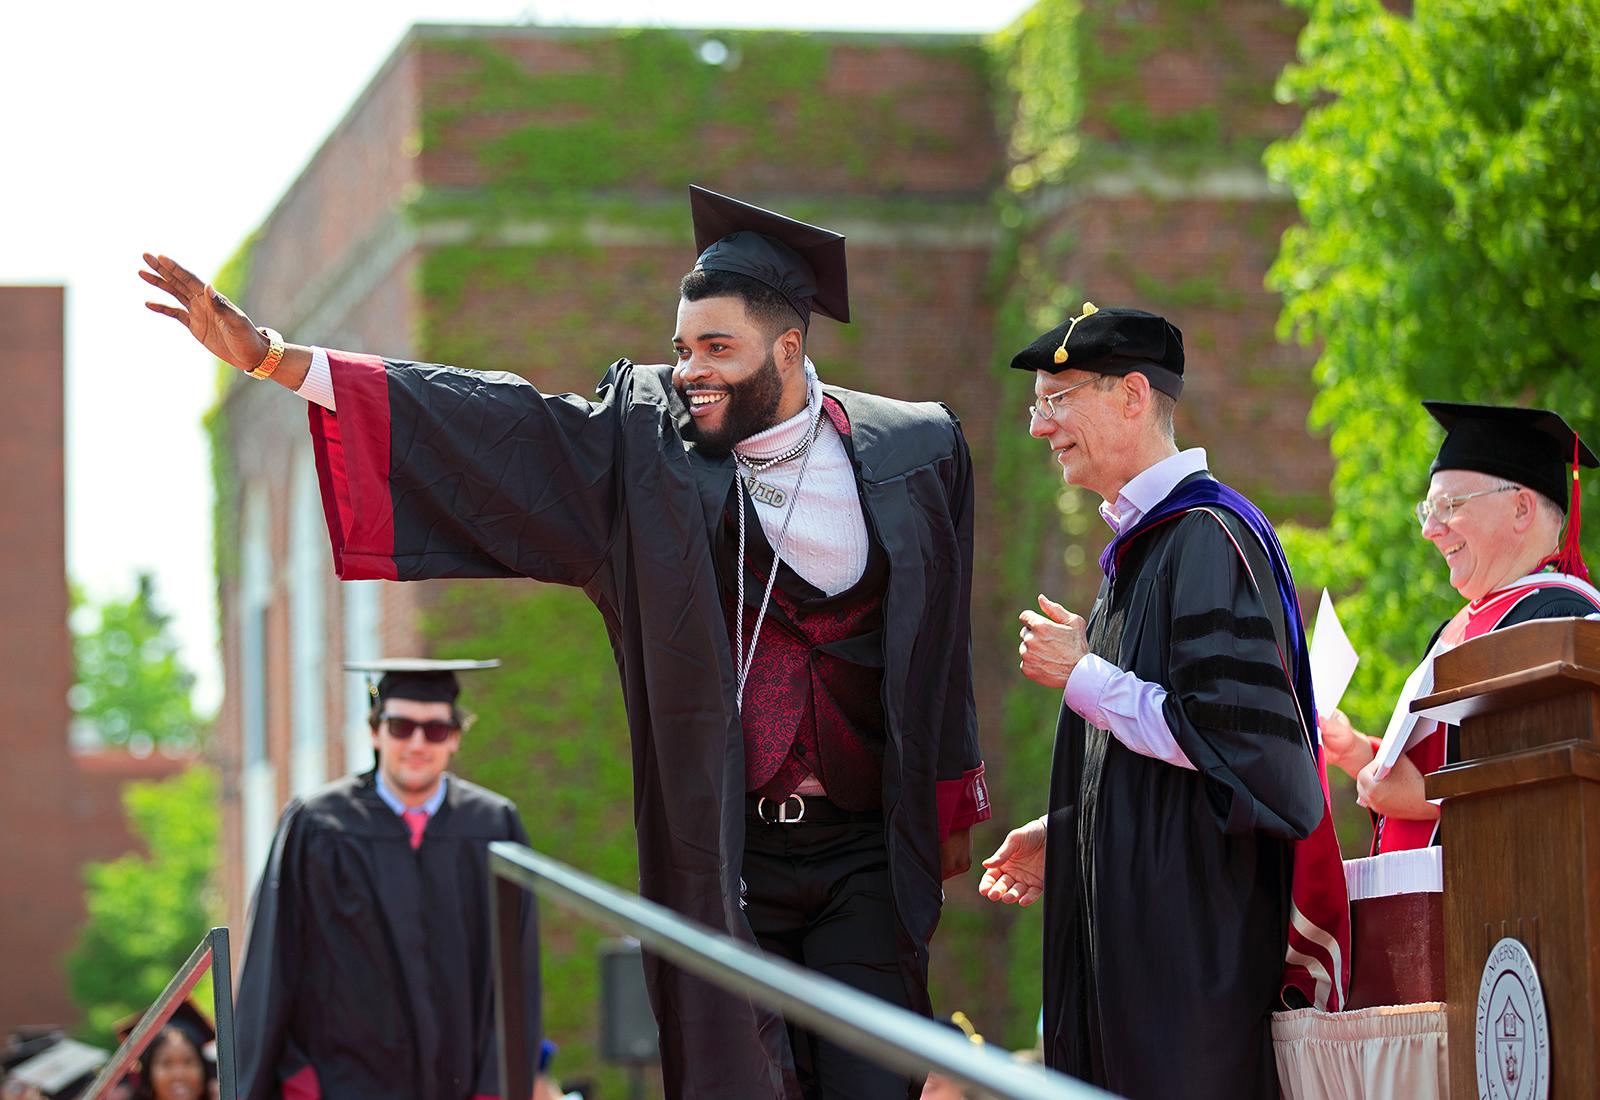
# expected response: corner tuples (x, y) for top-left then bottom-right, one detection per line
(936, 763), (991, 840)
(307, 351), (397, 580)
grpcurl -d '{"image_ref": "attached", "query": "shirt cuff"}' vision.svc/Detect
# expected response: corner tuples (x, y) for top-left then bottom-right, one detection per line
(296, 346), (336, 411)
(1063, 653), (1117, 725)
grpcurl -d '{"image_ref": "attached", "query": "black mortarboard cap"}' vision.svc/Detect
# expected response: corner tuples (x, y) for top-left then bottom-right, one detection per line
(343, 658), (500, 706)
(1009, 303), (1186, 397)
(114, 999), (216, 1053)
(689, 185), (850, 326)
(1424, 401), (1597, 512)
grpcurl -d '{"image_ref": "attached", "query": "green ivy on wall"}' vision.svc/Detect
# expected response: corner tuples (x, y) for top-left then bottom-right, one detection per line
(419, 30), (969, 204)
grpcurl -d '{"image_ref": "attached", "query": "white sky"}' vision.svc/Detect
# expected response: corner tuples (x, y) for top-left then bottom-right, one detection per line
(0, 0), (1030, 712)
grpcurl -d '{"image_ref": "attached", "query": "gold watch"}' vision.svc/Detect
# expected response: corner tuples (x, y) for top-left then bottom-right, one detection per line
(248, 328), (285, 381)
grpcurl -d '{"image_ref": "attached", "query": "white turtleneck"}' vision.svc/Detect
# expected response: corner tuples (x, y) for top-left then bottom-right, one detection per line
(733, 362), (868, 597)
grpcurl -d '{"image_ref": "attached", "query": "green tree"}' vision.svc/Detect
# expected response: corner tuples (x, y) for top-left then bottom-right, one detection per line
(1266, 0), (1600, 738)
(70, 573), (203, 750)
(66, 766), (220, 1046)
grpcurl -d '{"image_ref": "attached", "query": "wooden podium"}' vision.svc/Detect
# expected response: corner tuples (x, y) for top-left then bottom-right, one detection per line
(1415, 617), (1600, 1098)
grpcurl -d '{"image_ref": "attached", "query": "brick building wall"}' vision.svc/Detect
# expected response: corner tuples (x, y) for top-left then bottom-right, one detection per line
(212, 5), (1331, 1043)
(0, 288), (193, 1034)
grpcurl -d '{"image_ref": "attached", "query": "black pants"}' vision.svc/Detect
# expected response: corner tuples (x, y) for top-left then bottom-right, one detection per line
(742, 813), (920, 1100)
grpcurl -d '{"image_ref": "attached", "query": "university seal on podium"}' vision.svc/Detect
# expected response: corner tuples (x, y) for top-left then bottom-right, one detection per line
(1475, 937), (1549, 1100)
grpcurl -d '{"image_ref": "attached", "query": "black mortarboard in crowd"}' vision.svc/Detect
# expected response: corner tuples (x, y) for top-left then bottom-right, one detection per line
(114, 998), (216, 1054)
(688, 185), (850, 327)
(343, 658), (500, 707)
(1010, 302), (1187, 397)
(1424, 401), (1597, 511)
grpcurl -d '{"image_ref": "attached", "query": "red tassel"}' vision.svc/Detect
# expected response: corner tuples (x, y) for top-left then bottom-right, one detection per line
(1558, 435), (1589, 582)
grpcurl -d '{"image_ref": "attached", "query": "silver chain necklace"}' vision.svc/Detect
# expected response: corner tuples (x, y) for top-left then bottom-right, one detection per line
(736, 417), (821, 509)
(737, 426), (818, 473)
(734, 407), (824, 711)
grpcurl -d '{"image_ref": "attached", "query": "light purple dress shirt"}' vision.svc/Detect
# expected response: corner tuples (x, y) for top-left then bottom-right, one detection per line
(1060, 448), (1210, 771)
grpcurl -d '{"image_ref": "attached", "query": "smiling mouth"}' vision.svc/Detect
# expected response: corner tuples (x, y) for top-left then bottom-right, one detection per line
(687, 391), (728, 416)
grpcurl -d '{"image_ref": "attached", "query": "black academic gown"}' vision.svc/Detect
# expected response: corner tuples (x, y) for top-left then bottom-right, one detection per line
(235, 772), (540, 1100)
(306, 355), (983, 1099)
(1041, 489), (1325, 1100)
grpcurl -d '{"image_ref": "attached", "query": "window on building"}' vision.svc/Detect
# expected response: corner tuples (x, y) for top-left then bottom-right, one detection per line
(239, 485), (275, 882)
(342, 580), (382, 774)
(289, 450), (327, 797)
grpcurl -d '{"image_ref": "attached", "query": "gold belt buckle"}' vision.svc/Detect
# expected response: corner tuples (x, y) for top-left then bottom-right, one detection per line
(757, 794), (806, 824)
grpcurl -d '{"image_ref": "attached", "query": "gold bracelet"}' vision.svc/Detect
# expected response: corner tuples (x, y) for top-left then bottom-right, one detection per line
(248, 328), (285, 381)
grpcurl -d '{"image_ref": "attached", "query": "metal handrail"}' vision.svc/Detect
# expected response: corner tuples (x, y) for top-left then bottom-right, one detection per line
(78, 926), (238, 1100)
(488, 842), (1113, 1100)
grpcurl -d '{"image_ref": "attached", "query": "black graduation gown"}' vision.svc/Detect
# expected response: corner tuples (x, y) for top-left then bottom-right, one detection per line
(305, 354), (984, 1099)
(1041, 498), (1325, 1100)
(235, 772), (541, 1100)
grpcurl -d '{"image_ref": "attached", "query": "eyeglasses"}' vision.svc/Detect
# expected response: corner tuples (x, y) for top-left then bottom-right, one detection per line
(1026, 376), (1099, 425)
(1414, 485), (1518, 529)
(380, 715), (461, 743)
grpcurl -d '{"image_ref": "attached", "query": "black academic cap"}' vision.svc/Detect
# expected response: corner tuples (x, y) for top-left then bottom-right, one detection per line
(688, 185), (850, 326)
(1423, 401), (1597, 511)
(343, 658), (500, 706)
(114, 999), (215, 1053)
(1009, 303), (1186, 397)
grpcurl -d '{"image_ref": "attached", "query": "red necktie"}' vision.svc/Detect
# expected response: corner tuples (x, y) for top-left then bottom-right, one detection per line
(403, 808), (428, 850)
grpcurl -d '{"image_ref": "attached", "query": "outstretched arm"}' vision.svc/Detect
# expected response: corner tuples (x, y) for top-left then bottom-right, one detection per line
(141, 253), (313, 390)
(144, 253), (623, 585)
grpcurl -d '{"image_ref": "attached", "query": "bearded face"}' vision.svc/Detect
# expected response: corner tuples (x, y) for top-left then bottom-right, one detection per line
(672, 295), (800, 457)
(678, 348), (784, 456)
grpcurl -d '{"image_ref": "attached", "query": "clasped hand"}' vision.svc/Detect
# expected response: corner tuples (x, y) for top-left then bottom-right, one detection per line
(1017, 594), (1089, 689)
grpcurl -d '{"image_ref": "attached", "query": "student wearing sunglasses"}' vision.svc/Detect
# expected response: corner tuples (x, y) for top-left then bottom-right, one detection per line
(234, 658), (549, 1100)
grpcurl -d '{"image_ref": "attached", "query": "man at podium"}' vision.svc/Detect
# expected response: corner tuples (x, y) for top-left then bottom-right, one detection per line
(1322, 402), (1600, 852)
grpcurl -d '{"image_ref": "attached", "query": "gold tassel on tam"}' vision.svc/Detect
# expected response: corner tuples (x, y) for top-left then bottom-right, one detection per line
(1052, 301), (1099, 365)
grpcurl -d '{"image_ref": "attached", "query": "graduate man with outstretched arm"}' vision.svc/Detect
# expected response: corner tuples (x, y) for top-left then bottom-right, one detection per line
(143, 187), (989, 1100)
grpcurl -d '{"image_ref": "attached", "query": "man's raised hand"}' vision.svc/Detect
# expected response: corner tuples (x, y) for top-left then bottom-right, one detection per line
(141, 253), (268, 372)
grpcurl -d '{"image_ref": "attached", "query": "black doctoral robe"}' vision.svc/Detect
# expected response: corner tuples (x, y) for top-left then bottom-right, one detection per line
(235, 772), (540, 1100)
(1042, 490), (1325, 1100)
(306, 353), (985, 1099)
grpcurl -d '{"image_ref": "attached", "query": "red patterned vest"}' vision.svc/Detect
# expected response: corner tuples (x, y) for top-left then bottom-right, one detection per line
(721, 401), (888, 811)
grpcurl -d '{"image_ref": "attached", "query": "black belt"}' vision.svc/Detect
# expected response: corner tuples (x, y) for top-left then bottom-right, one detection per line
(746, 793), (881, 825)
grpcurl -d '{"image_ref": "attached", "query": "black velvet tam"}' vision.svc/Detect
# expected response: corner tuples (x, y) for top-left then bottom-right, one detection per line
(1424, 401), (1597, 511)
(689, 184), (850, 325)
(1010, 304), (1186, 397)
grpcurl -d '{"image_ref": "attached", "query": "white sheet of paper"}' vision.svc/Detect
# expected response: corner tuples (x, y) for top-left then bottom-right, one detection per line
(1308, 589), (1359, 718)
(1370, 642), (1442, 779)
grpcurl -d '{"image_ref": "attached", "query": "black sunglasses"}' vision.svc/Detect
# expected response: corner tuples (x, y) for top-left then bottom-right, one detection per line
(380, 714), (461, 743)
